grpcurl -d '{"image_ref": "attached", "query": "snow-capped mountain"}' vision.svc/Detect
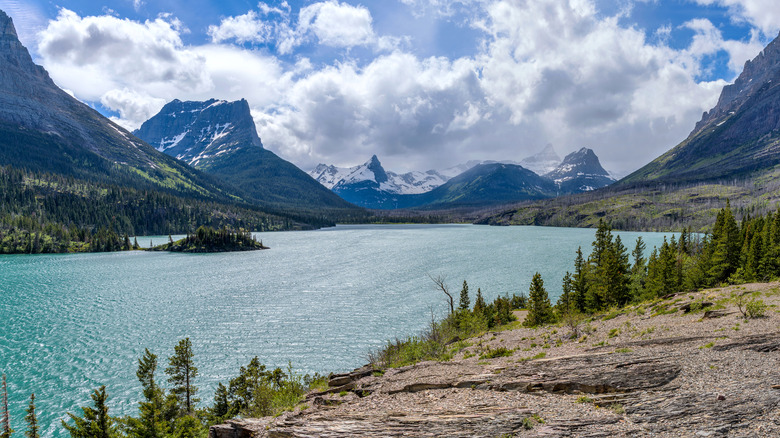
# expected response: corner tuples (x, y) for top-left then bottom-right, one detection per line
(309, 155), (449, 195)
(520, 144), (561, 175)
(544, 147), (616, 193)
(134, 98), (261, 168)
(134, 99), (356, 210)
(309, 149), (615, 209)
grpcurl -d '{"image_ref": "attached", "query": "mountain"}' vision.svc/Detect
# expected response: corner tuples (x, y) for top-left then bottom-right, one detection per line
(544, 148), (615, 193)
(308, 155), (449, 208)
(624, 32), (780, 185)
(134, 99), (358, 213)
(0, 10), (236, 199)
(520, 144), (561, 175)
(0, 9), (333, 240)
(310, 149), (613, 209)
(407, 163), (557, 208)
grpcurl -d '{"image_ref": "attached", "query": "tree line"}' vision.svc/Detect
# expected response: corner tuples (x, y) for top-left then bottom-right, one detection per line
(0, 166), (299, 254)
(0, 339), (325, 438)
(524, 202), (777, 326)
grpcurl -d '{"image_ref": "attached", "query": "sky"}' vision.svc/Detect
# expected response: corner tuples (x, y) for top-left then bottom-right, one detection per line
(1, 0), (779, 175)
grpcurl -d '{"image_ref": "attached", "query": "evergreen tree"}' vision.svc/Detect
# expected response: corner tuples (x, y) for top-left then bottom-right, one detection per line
(557, 271), (574, 312)
(128, 349), (168, 438)
(630, 237), (648, 298)
(524, 273), (554, 327)
(571, 247), (588, 312)
(62, 386), (117, 438)
(632, 237), (646, 274)
(708, 203), (741, 283)
(133, 237), (140, 250)
(24, 394), (38, 438)
(473, 288), (486, 315)
(172, 416), (202, 438)
(1, 374), (11, 438)
(458, 281), (470, 311)
(208, 383), (233, 423)
(166, 339), (199, 416)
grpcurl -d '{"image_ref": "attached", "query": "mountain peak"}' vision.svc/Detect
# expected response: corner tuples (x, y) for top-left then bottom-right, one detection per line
(520, 144), (561, 175)
(544, 148), (614, 193)
(693, 32), (780, 135)
(134, 98), (262, 166)
(0, 9), (17, 38)
(365, 155), (388, 183)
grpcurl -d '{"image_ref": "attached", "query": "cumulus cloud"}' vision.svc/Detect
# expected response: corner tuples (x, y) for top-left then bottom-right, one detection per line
(207, 10), (274, 44)
(298, 1), (375, 48)
(37, 8), (288, 129)
(693, 0), (780, 36)
(208, 1), (396, 54)
(33, 0), (775, 173)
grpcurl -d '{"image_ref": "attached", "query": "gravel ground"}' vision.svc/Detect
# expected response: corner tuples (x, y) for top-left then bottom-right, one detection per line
(212, 282), (780, 438)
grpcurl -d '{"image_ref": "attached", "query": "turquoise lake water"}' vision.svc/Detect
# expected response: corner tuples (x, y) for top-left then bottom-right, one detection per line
(0, 224), (676, 437)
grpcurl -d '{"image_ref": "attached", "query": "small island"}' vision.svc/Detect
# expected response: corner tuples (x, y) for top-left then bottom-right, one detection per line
(150, 226), (268, 253)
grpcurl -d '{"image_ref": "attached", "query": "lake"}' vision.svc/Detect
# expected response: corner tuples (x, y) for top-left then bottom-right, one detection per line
(0, 224), (675, 437)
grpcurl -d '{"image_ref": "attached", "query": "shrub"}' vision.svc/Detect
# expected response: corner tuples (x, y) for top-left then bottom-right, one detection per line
(746, 299), (767, 318)
(479, 347), (513, 359)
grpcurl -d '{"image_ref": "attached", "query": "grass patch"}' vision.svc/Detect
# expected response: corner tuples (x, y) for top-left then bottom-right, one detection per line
(519, 352), (547, 362)
(479, 346), (514, 359)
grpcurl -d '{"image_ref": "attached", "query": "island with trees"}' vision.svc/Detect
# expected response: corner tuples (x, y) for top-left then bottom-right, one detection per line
(150, 226), (268, 253)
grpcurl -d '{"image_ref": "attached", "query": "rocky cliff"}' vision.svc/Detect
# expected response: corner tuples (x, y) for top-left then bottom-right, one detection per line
(0, 8), (232, 197)
(135, 99), (358, 211)
(625, 32), (780, 184)
(544, 148), (615, 194)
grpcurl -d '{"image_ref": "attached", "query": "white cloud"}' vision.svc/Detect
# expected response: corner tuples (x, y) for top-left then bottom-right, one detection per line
(33, 0), (774, 173)
(298, 1), (375, 48)
(37, 8), (287, 130)
(692, 0), (780, 36)
(208, 1), (397, 54)
(208, 11), (273, 44)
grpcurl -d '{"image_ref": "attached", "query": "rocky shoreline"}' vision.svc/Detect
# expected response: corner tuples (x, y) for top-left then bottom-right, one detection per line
(211, 282), (780, 437)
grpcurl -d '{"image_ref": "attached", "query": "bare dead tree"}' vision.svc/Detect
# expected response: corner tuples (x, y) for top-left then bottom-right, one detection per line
(428, 273), (454, 315)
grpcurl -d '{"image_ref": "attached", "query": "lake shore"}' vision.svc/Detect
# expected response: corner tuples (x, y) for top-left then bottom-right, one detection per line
(213, 281), (780, 437)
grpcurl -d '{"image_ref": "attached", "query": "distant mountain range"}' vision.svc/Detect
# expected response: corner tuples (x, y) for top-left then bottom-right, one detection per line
(309, 147), (614, 209)
(134, 99), (357, 213)
(483, 32), (780, 230)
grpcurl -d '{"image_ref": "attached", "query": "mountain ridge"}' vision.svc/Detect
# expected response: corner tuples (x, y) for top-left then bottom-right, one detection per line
(134, 98), (360, 213)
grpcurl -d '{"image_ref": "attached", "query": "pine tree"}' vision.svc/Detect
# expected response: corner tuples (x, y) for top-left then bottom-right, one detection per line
(1, 374), (11, 438)
(128, 349), (168, 438)
(62, 386), (117, 438)
(557, 271), (574, 312)
(572, 246), (588, 312)
(133, 237), (140, 250)
(166, 339), (199, 416)
(24, 394), (37, 438)
(708, 203), (741, 283)
(524, 273), (554, 327)
(473, 288), (486, 315)
(458, 281), (470, 311)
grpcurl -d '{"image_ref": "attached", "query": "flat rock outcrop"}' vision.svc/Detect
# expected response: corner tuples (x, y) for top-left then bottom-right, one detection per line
(211, 282), (780, 437)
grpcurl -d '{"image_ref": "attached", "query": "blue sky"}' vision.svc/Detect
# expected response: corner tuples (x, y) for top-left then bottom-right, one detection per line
(1, 0), (778, 173)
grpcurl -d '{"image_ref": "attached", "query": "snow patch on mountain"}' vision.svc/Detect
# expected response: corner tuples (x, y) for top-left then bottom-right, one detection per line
(309, 156), (450, 195)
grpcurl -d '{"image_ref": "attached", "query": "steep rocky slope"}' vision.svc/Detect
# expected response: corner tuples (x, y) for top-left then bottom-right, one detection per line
(624, 32), (780, 184)
(0, 9), (230, 199)
(544, 148), (615, 194)
(134, 99), (359, 212)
